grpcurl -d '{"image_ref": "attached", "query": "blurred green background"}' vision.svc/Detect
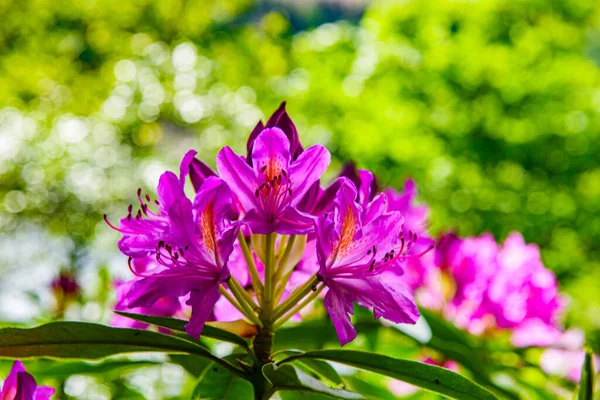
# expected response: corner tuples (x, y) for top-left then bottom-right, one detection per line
(0, 0), (599, 396)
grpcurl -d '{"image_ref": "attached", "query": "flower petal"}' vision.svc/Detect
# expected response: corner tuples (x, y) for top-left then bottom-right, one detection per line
(33, 387), (55, 400)
(289, 144), (331, 204)
(14, 372), (36, 400)
(157, 171), (185, 215)
(185, 284), (222, 338)
(178, 149), (197, 187)
(216, 146), (258, 213)
(274, 207), (315, 235)
(323, 286), (357, 346)
(250, 127), (291, 176)
(186, 152), (217, 193)
(1, 361), (26, 400)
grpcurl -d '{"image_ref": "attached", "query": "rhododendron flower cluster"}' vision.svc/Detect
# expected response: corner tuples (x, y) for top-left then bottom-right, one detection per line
(415, 232), (563, 346)
(106, 102), (429, 348)
(0, 361), (54, 400)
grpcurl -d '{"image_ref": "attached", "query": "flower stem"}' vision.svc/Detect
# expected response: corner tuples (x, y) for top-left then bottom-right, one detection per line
(263, 233), (276, 313)
(238, 231), (263, 297)
(273, 235), (296, 281)
(230, 275), (261, 311)
(273, 284), (324, 329)
(275, 235), (289, 261)
(227, 281), (263, 328)
(272, 275), (319, 320)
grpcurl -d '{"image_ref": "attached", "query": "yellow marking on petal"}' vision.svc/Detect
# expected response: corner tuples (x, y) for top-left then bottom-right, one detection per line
(265, 158), (282, 181)
(200, 200), (217, 255)
(337, 206), (357, 256)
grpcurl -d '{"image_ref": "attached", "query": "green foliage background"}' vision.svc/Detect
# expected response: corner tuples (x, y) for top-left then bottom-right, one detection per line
(1, 0), (600, 397)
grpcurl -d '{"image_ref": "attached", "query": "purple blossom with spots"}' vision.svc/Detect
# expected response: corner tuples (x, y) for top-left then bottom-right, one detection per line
(315, 178), (420, 345)
(217, 127), (330, 235)
(107, 163), (240, 337)
(103, 100), (564, 359)
(0, 361), (54, 400)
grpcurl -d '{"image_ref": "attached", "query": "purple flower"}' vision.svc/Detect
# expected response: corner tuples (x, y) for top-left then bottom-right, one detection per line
(0, 360), (54, 400)
(417, 232), (563, 345)
(50, 271), (79, 296)
(485, 233), (562, 346)
(217, 127), (330, 235)
(339, 162), (379, 204)
(111, 261), (183, 333)
(385, 179), (434, 290)
(184, 151), (217, 193)
(108, 161), (240, 338)
(247, 102), (303, 163)
(315, 178), (419, 346)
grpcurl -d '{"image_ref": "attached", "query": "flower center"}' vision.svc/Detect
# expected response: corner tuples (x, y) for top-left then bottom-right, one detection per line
(254, 161), (293, 218)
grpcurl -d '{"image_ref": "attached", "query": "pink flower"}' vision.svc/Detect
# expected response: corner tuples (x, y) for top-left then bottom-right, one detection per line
(0, 361), (54, 400)
(417, 232), (562, 346)
(217, 128), (330, 235)
(540, 329), (599, 383)
(315, 178), (419, 345)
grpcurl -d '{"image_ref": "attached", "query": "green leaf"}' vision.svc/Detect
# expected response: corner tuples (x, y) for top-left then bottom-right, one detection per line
(276, 351), (343, 387)
(419, 310), (488, 379)
(30, 360), (159, 378)
(193, 360), (253, 399)
(343, 375), (398, 400)
(419, 309), (473, 345)
(280, 350), (498, 400)
(578, 351), (595, 400)
(262, 363), (364, 400)
(274, 319), (380, 351)
(0, 320), (249, 381)
(114, 311), (250, 349)
(169, 354), (213, 377)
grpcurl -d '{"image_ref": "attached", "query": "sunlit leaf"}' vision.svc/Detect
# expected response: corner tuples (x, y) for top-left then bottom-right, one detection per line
(114, 311), (251, 349)
(0, 321), (230, 367)
(30, 360), (159, 378)
(280, 350), (498, 400)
